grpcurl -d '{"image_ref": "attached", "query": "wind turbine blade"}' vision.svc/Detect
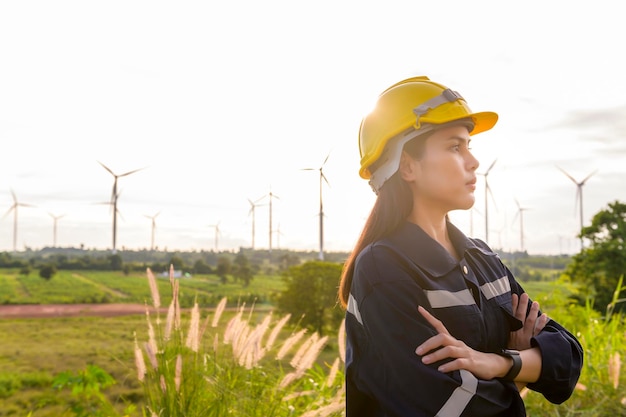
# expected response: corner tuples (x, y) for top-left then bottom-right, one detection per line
(119, 167), (144, 178)
(10, 189), (17, 202)
(321, 172), (330, 187)
(556, 165), (578, 184)
(322, 152), (331, 166)
(1, 206), (14, 220)
(98, 161), (115, 176)
(486, 159), (497, 174)
(581, 169), (598, 185)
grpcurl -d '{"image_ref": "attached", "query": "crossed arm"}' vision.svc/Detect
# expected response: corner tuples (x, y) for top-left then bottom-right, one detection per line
(415, 292), (548, 389)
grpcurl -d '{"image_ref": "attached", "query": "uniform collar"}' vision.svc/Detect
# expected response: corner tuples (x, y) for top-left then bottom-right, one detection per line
(382, 220), (485, 277)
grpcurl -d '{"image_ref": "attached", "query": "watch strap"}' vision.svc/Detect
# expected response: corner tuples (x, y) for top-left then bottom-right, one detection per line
(501, 349), (522, 381)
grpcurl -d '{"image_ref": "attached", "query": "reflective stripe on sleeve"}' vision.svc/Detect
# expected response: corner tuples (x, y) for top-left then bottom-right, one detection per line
(347, 293), (363, 325)
(435, 369), (478, 417)
(480, 276), (510, 300)
(425, 289), (475, 308)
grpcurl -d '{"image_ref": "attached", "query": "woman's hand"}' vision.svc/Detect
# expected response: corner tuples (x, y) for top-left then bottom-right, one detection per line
(508, 293), (548, 351)
(415, 306), (512, 380)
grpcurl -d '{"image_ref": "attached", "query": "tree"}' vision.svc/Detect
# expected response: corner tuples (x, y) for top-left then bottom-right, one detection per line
(39, 264), (57, 280)
(233, 252), (254, 287)
(169, 255), (185, 271)
(565, 200), (626, 312)
(108, 254), (123, 271)
(277, 261), (344, 335)
(193, 259), (213, 274)
(216, 256), (231, 284)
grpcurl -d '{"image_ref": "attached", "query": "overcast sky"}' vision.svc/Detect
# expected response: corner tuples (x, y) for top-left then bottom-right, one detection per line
(1, 0), (625, 255)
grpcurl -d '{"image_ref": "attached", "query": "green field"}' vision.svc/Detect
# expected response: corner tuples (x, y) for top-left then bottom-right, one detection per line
(0, 269), (286, 308)
(2, 269), (626, 416)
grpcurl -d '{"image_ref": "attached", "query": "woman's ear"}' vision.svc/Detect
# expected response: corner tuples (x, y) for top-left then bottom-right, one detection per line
(399, 151), (417, 181)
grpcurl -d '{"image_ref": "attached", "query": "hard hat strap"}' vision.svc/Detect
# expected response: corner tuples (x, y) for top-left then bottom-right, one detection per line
(368, 125), (436, 194)
(413, 89), (464, 118)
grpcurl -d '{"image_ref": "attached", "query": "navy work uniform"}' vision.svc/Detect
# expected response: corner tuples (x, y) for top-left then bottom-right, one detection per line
(345, 221), (583, 417)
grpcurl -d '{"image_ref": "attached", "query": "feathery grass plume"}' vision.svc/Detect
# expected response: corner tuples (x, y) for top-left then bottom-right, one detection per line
(283, 390), (317, 401)
(279, 371), (300, 389)
(146, 267), (161, 309)
(134, 332), (146, 382)
(294, 334), (329, 374)
(173, 279), (181, 330)
(212, 296), (228, 327)
(300, 389), (346, 417)
(169, 264), (175, 286)
(575, 382), (587, 391)
(159, 374), (167, 393)
(298, 400), (345, 417)
(266, 313), (291, 351)
(325, 357), (340, 388)
(277, 329), (308, 360)
(174, 354), (182, 393)
(164, 296), (175, 341)
(185, 301), (200, 352)
(146, 308), (158, 356)
(338, 318), (346, 363)
(144, 341), (158, 369)
(291, 333), (318, 368)
(609, 351), (621, 389)
(236, 313), (272, 367)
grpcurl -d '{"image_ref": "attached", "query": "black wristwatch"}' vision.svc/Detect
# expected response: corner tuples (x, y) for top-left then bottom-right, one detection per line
(499, 349), (522, 381)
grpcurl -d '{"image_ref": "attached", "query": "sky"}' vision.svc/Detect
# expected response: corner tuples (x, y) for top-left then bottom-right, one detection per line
(1, 0), (625, 256)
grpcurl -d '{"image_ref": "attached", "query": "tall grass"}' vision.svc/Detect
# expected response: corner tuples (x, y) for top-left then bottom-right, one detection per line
(133, 266), (345, 416)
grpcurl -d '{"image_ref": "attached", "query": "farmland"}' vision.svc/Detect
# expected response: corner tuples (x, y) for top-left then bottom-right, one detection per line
(2, 265), (626, 416)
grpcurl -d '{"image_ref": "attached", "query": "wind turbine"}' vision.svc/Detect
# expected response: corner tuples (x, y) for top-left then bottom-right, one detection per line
(274, 223), (284, 249)
(302, 152), (331, 261)
(2, 190), (36, 253)
(208, 222), (221, 251)
(556, 166), (597, 249)
(263, 187), (280, 254)
(98, 161), (144, 254)
(48, 212), (65, 247)
(477, 159), (497, 245)
(144, 211), (160, 251)
(247, 196), (266, 250)
(512, 198), (531, 252)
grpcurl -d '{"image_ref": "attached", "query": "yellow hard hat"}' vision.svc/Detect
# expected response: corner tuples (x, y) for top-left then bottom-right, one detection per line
(359, 76), (498, 192)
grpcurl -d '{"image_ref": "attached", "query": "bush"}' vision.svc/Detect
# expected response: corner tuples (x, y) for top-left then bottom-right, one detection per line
(39, 264), (57, 280)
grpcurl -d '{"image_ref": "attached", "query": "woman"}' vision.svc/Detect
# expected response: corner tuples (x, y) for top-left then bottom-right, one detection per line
(338, 76), (583, 417)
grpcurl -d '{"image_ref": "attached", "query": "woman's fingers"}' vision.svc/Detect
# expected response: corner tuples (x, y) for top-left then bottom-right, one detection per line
(418, 306), (450, 335)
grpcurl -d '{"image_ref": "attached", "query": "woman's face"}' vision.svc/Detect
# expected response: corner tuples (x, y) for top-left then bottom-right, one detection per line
(403, 125), (480, 213)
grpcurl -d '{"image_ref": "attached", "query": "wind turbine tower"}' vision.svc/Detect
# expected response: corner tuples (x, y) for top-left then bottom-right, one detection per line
(208, 222), (221, 251)
(556, 166), (597, 249)
(247, 196), (265, 250)
(265, 188), (280, 254)
(48, 212), (65, 247)
(98, 161), (144, 254)
(477, 159), (497, 245)
(512, 199), (531, 252)
(2, 190), (36, 253)
(144, 211), (160, 251)
(302, 152), (330, 261)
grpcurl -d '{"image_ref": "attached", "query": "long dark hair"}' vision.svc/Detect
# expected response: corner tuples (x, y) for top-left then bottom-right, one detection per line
(338, 135), (428, 308)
